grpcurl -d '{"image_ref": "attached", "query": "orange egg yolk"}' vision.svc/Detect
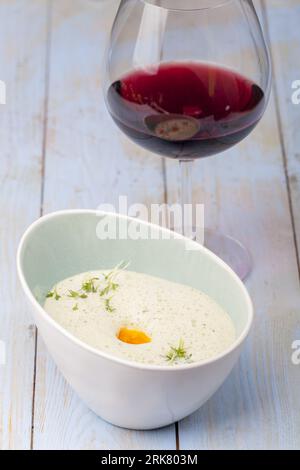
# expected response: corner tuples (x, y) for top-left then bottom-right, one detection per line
(117, 328), (151, 345)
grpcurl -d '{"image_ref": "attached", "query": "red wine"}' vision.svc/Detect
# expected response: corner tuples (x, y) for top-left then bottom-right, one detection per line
(107, 62), (265, 160)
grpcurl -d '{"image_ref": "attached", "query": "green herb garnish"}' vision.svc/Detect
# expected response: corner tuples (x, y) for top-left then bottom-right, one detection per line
(47, 262), (130, 313)
(68, 290), (87, 299)
(104, 261), (129, 281)
(68, 290), (79, 298)
(104, 297), (115, 313)
(99, 261), (129, 311)
(82, 277), (99, 293)
(99, 284), (111, 297)
(165, 339), (192, 363)
(55, 291), (61, 301)
(46, 288), (61, 301)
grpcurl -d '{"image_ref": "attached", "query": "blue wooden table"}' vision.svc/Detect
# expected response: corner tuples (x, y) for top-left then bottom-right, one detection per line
(0, 0), (299, 449)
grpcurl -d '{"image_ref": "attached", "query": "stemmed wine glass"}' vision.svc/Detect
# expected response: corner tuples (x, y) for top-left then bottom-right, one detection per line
(104, 0), (271, 280)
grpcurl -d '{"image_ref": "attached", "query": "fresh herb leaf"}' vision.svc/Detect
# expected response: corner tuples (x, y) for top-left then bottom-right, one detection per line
(68, 290), (79, 298)
(99, 285), (110, 297)
(47, 288), (61, 301)
(100, 261), (129, 300)
(68, 289), (88, 299)
(53, 262), (130, 312)
(54, 290), (61, 301)
(165, 339), (192, 363)
(105, 297), (115, 313)
(82, 277), (98, 293)
(104, 261), (130, 281)
(72, 303), (79, 311)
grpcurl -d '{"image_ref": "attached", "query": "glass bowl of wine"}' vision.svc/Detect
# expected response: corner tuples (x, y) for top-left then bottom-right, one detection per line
(104, 0), (272, 279)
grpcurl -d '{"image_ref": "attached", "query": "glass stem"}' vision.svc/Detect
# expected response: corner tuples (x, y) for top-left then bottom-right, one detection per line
(179, 159), (194, 238)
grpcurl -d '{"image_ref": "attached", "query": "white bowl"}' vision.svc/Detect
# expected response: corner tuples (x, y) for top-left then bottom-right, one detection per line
(17, 210), (253, 430)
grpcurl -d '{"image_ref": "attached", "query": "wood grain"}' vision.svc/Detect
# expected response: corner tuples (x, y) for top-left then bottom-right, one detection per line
(0, 0), (49, 450)
(262, 0), (300, 268)
(166, 0), (300, 450)
(1, 0), (299, 450)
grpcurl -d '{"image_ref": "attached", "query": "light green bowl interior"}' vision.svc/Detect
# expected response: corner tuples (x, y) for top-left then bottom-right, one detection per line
(20, 212), (251, 337)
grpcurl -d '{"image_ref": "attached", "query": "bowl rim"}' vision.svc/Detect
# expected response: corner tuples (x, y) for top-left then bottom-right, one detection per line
(17, 209), (254, 372)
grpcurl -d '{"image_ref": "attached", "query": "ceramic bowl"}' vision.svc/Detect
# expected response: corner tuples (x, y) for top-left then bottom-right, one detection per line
(17, 210), (253, 430)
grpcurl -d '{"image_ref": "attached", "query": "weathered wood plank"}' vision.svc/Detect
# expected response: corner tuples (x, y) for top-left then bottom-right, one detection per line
(261, 0), (300, 268)
(167, 1), (300, 450)
(32, 0), (175, 450)
(0, 0), (49, 450)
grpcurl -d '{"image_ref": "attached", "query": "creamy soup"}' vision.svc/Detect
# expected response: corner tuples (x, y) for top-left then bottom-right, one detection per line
(44, 265), (236, 366)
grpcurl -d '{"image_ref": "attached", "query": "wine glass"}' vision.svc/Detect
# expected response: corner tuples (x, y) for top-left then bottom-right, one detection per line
(104, 0), (271, 280)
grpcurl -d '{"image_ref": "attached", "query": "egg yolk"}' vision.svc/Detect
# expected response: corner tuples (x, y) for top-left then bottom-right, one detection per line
(117, 328), (151, 345)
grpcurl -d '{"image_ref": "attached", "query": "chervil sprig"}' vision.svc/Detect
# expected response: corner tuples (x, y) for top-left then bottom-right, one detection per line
(68, 290), (88, 299)
(82, 277), (99, 293)
(46, 262), (130, 314)
(105, 297), (115, 313)
(99, 261), (130, 312)
(165, 339), (192, 363)
(46, 287), (61, 301)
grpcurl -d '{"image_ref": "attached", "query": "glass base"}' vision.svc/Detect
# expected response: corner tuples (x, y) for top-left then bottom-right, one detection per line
(204, 230), (252, 281)
(170, 227), (252, 281)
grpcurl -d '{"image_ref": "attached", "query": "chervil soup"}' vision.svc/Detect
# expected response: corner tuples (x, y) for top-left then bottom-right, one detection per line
(44, 264), (235, 366)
